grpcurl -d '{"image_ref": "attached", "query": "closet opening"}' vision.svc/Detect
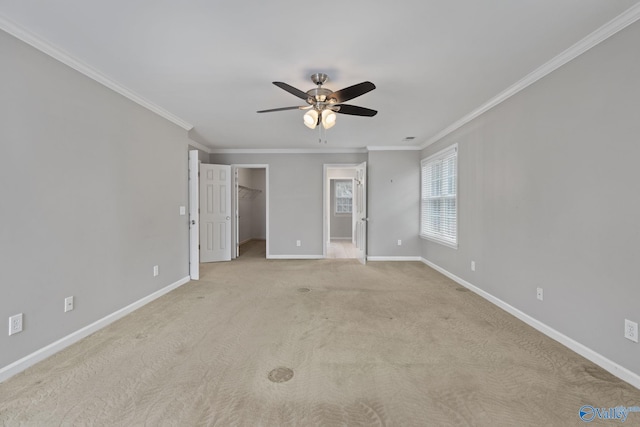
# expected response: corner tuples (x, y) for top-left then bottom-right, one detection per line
(233, 165), (268, 259)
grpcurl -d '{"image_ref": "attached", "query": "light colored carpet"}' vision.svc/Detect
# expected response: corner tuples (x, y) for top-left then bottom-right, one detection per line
(1, 240), (639, 426)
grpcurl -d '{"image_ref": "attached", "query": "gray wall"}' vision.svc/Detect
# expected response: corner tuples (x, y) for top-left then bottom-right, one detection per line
(0, 30), (190, 369)
(368, 151), (421, 258)
(210, 153), (367, 256)
(421, 21), (640, 376)
(210, 152), (421, 259)
(329, 180), (353, 239)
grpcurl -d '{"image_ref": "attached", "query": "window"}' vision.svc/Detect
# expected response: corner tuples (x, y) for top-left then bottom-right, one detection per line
(421, 145), (457, 248)
(334, 180), (353, 214)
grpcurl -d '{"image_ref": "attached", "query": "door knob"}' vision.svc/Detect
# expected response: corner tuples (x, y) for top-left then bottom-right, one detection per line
(226, 216), (230, 220)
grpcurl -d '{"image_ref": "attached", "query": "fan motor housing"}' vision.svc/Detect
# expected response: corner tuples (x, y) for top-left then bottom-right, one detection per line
(306, 87), (334, 104)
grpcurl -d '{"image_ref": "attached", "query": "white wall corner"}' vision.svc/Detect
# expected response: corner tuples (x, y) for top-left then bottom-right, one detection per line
(188, 139), (213, 154)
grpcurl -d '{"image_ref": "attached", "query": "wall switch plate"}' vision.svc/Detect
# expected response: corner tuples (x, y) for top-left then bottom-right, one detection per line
(153, 265), (159, 277)
(9, 313), (23, 336)
(536, 287), (543, 301)
(625, 319), (638, 343)
(471, 261), (476, 271)
(64, 296), (74, 312)
(397, 239), (402, 246)
(296, 240), (301, 247)
(179, 206), (186, 216)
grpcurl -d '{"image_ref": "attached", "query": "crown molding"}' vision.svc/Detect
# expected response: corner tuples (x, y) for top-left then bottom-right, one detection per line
(209, 146), (421, 154)
(419, 3), (640, 150)
(0, 15), (193, 131)
(187, 140), (213, 154)
(366, 145), (422, 151)
(209, 147), (368, 154)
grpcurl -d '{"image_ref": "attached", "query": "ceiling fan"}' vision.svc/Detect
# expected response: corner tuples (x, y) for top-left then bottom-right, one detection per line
(257, 73), (377, 130)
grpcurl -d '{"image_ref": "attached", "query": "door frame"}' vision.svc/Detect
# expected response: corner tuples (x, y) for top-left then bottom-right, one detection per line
(231, 164), (270, 259)
(188, 150), (200, 279)
(355, 161), (367, 264)
(323, 164), (358, 258)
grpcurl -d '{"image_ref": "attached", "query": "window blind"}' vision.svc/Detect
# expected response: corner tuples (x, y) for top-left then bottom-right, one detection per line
(421, 145), (457, 247)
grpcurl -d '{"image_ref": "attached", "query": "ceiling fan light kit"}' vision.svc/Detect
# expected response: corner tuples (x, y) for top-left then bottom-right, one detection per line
(321, 109), (336, 129)
(257, 73), (377, 131)
(303, 109), (318, 129)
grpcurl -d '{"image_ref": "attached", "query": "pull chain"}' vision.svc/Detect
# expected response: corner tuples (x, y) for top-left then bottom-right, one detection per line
(317, 122), (328, 144)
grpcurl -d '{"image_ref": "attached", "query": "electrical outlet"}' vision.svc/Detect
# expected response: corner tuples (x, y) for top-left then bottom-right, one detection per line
(397, 240), (402, 246)
(536, 287), (543, 301)
(471, 261), (476, 271)
(296, 240), (301, 247)
(153, 265), (159, 277)
(64, 296), (74, 312)
(625, 319), (638, 343)
(9, 313), (23, 336)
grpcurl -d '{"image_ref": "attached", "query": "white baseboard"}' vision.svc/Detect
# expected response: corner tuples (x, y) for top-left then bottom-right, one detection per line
(368, 256), (422, 262)
(267, 255), (324, 260)
(0, 276), (191, 384)
(420, 258), (640, 390)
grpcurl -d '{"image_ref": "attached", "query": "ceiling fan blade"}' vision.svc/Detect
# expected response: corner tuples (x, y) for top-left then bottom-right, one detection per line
(257, 106), (308, 113)
(273, 82), (310, 100)
(329, 81), (376, 103)
(335, 104), (378, 117)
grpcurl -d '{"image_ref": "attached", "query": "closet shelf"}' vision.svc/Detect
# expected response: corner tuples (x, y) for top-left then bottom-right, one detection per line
(239, 185), (262, 200)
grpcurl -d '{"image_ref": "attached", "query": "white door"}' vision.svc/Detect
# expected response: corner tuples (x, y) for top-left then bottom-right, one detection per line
(355, 161), (367, 265)
(188, 151), (200, 279)
(200, 164), (232, 262)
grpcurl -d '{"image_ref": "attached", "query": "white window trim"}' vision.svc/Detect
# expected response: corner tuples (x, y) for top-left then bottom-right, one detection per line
(420, 144), (458, 249)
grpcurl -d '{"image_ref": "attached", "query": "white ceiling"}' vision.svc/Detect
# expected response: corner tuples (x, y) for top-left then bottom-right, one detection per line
(1, 0), (639, 151)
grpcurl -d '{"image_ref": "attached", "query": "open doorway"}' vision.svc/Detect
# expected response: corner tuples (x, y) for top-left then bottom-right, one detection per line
(233, 165), (268, 259)
(324, 165), (358, 259)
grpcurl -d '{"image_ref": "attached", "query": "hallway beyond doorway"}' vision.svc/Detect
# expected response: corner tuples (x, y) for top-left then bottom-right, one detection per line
(326, 239), (357, 259)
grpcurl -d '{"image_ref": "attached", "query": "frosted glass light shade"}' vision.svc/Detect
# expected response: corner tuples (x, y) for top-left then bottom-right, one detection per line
(321, 110), (337, 129)
(303, 110), (318, 129)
